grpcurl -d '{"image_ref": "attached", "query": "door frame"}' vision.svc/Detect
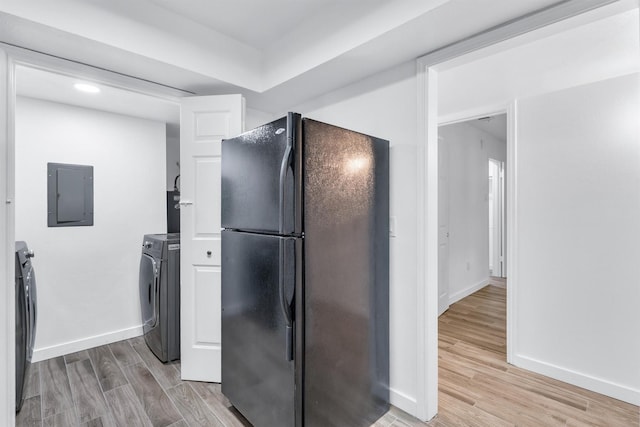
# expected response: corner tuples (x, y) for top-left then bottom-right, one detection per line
(414, 0), (626, 421)
(0, 43), (188, 425)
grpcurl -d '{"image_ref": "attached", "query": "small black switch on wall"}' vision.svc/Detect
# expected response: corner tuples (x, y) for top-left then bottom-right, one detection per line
(47, 163), (94, 227)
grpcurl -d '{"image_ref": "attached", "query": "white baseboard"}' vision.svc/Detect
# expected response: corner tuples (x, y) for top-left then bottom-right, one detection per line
(512, 353), (640, 406)
(32, 325), (144, 362)
(448, 278), (489, 305)
(389, 387), (417, 416)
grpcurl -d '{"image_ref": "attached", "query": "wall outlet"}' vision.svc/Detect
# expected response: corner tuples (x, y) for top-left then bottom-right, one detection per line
(390, 216), (397, 238)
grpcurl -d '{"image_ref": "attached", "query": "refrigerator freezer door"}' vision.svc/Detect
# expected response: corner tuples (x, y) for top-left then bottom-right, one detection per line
(221, 230), (298, 427)
(302, 119), (390, 426)
(221, 114), (302, 235)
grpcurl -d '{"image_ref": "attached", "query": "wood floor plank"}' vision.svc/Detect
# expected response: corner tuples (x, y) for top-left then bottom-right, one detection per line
(81, 414), (117, 427)
(88, 345), (128, 392)
(122, 363), (182, 427)
(189, 381), (251, 427)
(16, 395), (42, 427)
(109, 340), (143, 369)
(64, 350), (90, 364)
(438, 391), (516, 427)
(40, 356), (75, 419)
(104, 384), (153, 427)
(42, 410), (79, 427)
(167, 383), (224, 426)
(67, 358), (109, 423)
(371, 411), (396, 427)
(130, 338), (181, 390)
(23, 361), (41, 400)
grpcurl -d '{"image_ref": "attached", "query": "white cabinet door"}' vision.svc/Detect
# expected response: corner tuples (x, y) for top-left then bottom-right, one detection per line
(180, 95), (244, 382)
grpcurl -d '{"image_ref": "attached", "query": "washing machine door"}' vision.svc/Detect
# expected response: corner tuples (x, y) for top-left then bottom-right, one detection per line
(15, 254), (27, 411)
(139, 254), (159, 332)
(24, 261), (37, 361)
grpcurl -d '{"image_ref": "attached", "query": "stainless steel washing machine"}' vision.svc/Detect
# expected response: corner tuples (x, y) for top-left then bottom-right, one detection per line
(139, 233), (180, 362)
(15, 241), (37, 412)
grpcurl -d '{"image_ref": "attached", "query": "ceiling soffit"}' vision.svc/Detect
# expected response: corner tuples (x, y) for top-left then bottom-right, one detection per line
(0, 0), (450, 92)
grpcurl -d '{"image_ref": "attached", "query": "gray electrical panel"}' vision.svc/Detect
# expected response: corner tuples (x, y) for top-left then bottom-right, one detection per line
(47, 163), (94, 227)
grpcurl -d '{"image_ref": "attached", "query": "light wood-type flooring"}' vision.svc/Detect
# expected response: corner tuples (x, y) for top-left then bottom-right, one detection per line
(17, 285), (639, 426)
(434, 284), (639, 426)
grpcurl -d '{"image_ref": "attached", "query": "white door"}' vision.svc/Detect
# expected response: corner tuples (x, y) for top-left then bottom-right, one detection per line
(499, 162), (506, 278)
(488, 158), (505, 278)
(437, 136), (450, 316)
(180, 94), (244, 382)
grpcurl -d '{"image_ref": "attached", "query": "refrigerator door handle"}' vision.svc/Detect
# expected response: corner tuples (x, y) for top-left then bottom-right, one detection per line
(279, 238), (294, 361)
(278, 135), (293, 235)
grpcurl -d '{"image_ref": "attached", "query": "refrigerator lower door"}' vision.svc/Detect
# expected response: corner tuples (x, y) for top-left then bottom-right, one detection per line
(221, 230), (298, 427)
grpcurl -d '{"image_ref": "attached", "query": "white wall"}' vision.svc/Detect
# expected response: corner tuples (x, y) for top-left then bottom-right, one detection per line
(438, 121), (506, 303)
(515, 73), (640, 403)
(15, 96), (166, 361)
(290, 60), (420, 413)
(166, 124), (180, 191)
(438, 8), (639, 119)
(245, 107), (276, 131)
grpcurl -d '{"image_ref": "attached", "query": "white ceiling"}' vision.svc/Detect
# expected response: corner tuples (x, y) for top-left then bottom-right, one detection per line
(0, 0), (567, 113)
(147, 0), (346, 49)
(16, 66), (180, 127)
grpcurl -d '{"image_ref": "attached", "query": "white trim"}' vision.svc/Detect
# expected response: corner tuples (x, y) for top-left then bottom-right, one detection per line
(0, 47), (14, 427)
(414, 0), (626, 422)
(32, 326), (143, 363)
(448, 279), (489, 306)
(415, 62), (439, 422)
(414, 57), (427, 421)
(505, 100), (518, 364)
(512, 354), (640, 405)
(389, 387), (418, 415)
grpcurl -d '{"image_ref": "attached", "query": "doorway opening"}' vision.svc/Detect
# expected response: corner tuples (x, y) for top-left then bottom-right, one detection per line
(13, 64), (181, 363)
(437, 113), (507, 316)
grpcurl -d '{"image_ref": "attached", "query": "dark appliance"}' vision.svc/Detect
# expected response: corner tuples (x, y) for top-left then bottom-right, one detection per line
(167, 174), (180, 233)
(221, 113), (389, 427)
(15, 241), (37, 412)
(139, 233), (181, 362)
(166, 190), (180, 233)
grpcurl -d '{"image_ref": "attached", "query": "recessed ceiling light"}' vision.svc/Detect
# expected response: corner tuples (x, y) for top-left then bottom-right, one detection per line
(74, 83), (100, 94)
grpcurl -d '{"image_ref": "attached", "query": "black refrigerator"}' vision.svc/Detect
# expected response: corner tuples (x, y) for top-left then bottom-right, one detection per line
(221, 113), (389, 427)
